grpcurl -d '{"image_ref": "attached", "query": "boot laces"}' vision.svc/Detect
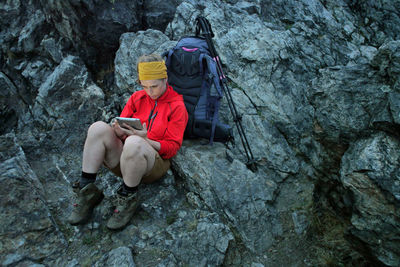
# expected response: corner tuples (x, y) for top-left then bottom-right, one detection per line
(112, 193), (136, 215)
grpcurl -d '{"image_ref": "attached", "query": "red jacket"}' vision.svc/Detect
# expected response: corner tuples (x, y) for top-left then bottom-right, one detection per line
(120, 84), (188, 159)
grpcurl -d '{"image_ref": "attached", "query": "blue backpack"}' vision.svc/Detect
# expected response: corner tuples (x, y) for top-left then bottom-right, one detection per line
(163, 36), (232, 143)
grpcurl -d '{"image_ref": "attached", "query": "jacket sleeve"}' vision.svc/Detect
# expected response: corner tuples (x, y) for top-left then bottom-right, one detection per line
(158, 103), (188, 159)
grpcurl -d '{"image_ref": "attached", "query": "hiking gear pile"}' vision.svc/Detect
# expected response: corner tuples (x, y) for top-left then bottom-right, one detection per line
(164, 16), (257, 171)
(163, 36), (232, 144)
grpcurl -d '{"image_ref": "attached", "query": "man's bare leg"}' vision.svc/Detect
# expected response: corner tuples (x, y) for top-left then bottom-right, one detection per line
(106, 135), (156, 230)
(69, 120), (123, 225)
(82, 121), (123, 174)
(119, 135), (156, 187)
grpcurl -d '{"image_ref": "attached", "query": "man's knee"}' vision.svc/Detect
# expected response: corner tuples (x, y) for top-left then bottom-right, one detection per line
(87, 121), (112, 138)
(122, 136), (148, 158)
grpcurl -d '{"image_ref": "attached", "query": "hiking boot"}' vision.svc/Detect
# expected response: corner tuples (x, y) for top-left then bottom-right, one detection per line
(67, 183), (104, 225)
(106, 190), (139, 230)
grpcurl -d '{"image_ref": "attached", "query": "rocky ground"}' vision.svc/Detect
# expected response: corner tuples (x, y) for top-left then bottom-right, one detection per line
(1, 0), (399, 266)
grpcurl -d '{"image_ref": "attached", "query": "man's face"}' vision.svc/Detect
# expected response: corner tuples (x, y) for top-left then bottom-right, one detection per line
(140, 79), (167, 100)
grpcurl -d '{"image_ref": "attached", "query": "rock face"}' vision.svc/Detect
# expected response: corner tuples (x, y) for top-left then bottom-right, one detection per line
(340, 133), (400, 266)
(1, 0), (399, 266)
(0, 134), (66, 266)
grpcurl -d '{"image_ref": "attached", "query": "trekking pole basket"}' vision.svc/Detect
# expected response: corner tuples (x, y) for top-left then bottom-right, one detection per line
(195, 16), (257, 172)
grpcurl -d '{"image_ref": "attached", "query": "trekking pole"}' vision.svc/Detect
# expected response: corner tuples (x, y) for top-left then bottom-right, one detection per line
(196, 17), (256, 170)
(195, 16), (257, 172)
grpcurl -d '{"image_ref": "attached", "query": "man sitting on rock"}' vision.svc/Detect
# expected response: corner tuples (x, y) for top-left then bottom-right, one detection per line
(68, 54), (188, 230)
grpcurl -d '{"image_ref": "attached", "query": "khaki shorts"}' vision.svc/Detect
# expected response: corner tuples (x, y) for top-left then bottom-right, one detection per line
(107, 153), (170, 184)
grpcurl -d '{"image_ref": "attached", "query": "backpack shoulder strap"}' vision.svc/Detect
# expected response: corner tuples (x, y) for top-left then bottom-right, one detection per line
(203, 54), (223, 98)
(202, 54), (224, 144)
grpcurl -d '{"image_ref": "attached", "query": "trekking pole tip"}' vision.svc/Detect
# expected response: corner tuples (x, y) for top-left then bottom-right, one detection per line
(246, 159), (258, 172)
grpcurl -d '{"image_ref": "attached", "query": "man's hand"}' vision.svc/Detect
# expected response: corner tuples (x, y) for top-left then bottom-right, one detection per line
(112, 120), (128, 140)
(113, 121), (161, 151)
(117, 122), (148, 138)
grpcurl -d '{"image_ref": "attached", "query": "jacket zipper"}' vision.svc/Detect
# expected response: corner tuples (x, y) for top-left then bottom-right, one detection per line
(147, 101), (158, 132)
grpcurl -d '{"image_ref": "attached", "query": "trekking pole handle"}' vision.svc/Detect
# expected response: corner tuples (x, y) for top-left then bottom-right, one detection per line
(196, 16), (214, 38)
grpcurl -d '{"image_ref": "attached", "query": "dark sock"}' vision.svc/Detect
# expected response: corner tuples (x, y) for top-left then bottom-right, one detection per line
(123, 183), (138, 193)
(80, 171), (97, 189)
(118, 183), (138, 196)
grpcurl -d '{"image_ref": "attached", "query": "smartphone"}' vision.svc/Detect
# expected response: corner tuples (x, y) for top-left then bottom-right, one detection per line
(115, 117), (143, 130)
